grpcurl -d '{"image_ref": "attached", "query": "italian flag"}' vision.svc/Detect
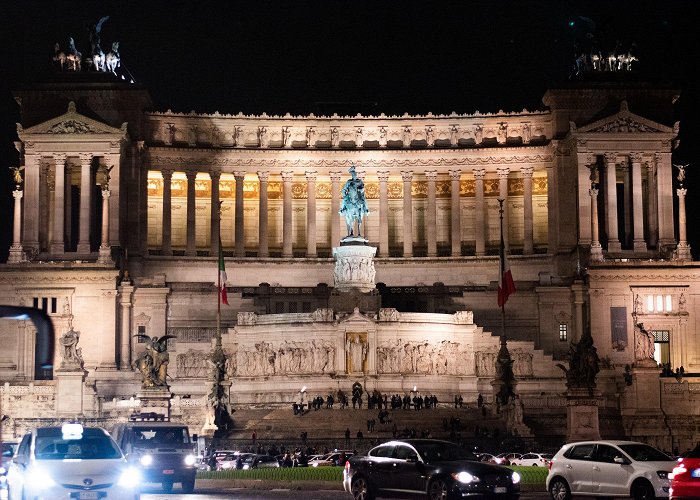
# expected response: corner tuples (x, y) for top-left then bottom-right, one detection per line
(218, 238), (228, 305)
(497, 231), (516, 308)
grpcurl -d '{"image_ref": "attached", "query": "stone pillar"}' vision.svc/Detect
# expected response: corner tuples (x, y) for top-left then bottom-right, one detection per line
(330, 172), (342, 247)
(185, 169), (197, 256)
(42, 163), (51, 250)
(77, 153), (93, 254)
(425, 170), (438, 257)
(306, 171), (317, 257)
(56, 370), (86, 417)
(604, 153), (621, 252)
(281, 171), (294, 258)
(522, 166), (534, 255)
(161, 168), (174, 256)
(23, 154), (40, 252)
(377, 171), (390, 257)
(473, 169), (485, 256)
(622, 163), (632, 247)
(118, 282), (134, 370)
(209, 170), (221, 256)
(50, 153), (66, 254)
(676, 188), (692, 260)
(589, 187), (603, 261)
(646, 161), (659, 248)
(449, 170), (462, 256)
(656, 152), (675, 248)
(630, 153), (647, 251)
(64, 163), (72, 250)
(401, 171), (413, 257)
(234, 171), (246, 258)
(257, 171), (269, 257)
(497, 167), (510, 252)
(8, 190), (26, 263)
(571, 281), (585, 343)
(97, 189), (112, 264)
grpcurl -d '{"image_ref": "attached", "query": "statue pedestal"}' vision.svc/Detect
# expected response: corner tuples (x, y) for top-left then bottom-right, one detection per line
(629, 363), (662, 414)
(566, 388), (601, 442)
(331, 243), (380, 312)
(135, 388), (172, 421)
(7, 245), (26, 264)
(55, 368), (86, 417)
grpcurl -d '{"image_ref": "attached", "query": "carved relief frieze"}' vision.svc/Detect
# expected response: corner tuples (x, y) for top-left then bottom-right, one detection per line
(376, 339), (473, 375)
(236, 339), (336, 376)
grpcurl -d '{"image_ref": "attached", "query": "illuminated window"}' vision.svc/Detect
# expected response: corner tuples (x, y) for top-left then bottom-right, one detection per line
(559, 324), (568, 341)
(656, 295), (663, 312)
(652, 330), (670, 365)
(665, 295), (672, 312)
(647, 295), (654, 312)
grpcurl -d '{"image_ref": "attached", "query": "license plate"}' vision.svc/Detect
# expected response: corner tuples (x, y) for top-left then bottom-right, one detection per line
(79, 493), (99, 500)
(494, 487), (507, 494)
(163, 469), (175, 474)
(692, 469), (700, 478)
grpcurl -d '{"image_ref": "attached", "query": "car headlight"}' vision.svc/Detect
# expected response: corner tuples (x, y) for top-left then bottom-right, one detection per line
(139, 454), (153, 466)
(511, 471), (521, 484)
(452, 471), (480, 484)
(184, 454), (196, 466)
(118, 467), (142, 488)
(657, 470), (670, 479)
(31, 467), (57, 488)
(243, 464), (250, 470)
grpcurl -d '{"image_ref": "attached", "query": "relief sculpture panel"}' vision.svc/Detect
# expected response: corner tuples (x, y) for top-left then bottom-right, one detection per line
(376, 339), (474, 376)
(237, 340), (335, 376)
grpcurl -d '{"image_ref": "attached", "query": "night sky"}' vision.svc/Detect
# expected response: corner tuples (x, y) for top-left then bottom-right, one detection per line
(1, 0), (698, 261)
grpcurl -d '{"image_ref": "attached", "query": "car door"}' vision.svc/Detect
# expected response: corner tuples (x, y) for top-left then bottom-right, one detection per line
(390, 444), (424, 494)
(364, 444), (395, 493)
(591, 444), (632, 496)
(563, 443), (595, 494)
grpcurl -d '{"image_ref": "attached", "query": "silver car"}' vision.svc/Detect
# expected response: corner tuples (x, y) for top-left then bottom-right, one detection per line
(546, 440), (675, 499)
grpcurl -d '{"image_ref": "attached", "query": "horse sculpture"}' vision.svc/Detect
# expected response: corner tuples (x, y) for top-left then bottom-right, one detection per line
(52, 43), (66, 70)
(339, 165), (369, 239)
(66, 37), (81, 71)
(92, 45), (106, 71)
(106, 42), (120, 74)
(617, 52), (637, 71)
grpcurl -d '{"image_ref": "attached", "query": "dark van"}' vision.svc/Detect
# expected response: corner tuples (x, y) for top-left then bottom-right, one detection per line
(111, 421), (197, 493)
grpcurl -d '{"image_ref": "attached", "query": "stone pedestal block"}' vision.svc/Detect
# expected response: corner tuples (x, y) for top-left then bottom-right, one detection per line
(566, 388), (601, 442)
(332, 243), (377, 293)
(631, 363), (662, 414)
(56, 369), (86, 417)
(136, 388), (172, 420)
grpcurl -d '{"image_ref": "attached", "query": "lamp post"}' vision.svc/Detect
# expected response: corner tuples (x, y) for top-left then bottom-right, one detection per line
(300, 386), (307, 410)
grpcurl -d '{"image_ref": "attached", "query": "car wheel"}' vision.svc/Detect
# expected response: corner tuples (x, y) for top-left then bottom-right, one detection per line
(162, 479), (174, 493)
(549, 477), (571, 500)
(631, 479), (655, 500)
(428, 477), (450, 500)
(350, 476), (375, 500)
(181, 477), (195, 494)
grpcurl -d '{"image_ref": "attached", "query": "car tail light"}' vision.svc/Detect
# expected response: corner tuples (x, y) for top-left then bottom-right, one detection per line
(345, 460), (351, 471)
(548, 460), (554, 471)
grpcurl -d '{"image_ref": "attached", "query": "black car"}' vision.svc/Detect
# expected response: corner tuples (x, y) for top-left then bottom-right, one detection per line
(343, 439), (520, 500)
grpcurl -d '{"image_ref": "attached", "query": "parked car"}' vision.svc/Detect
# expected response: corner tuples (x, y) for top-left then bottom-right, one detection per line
(546, 440), (675, 500)
(512, 452), (552, 467)
(670, 443), (700, 499)
(476, 452), (499, 464)
(6, 423), (140, 500)
(311, 451), (353, 467)
(343, 439), (520, 500)
(219, 452), (255, 470)
(241, 454), (280, 469)
(495, 452), (522, 466)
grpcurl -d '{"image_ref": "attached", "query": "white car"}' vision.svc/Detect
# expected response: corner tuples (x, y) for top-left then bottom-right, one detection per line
(546, 440), (675, 499)
(7, 423), (140, 500)
(512, 452), (552, 466)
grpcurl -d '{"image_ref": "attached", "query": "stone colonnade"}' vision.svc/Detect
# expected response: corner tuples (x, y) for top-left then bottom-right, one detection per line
(152, 167), (539, 257)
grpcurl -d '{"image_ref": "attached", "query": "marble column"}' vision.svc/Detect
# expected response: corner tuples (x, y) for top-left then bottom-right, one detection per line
(64, 163), (72, 250)
(281, 171), (294, 258)
(522, 166), (534, 255)
(425, 170), (438, 257)
(209, 170), (221, 257)
(646, 161), (659, 248)
(77, 153), (93, 254)
(23, 154), (40, 251)
(473, 169), (486, 256)
(622, 163), (632, 247)
(185, 169), (197, 256)
(401, 171), (413, 257)
(497, 167), (510, 252)
(377, 171), (390, 257)
(97, 189), (112, 264)
(234, 171), (246, 258)
(656, 152), (675, 248)
(306, 171), (317, 257)
(42, 164), (51, 251)
(330, 171), (342, 247)
(161, 168), (174, 256)
(449, 170), (462, 256)
(257, 171), (269, 257)
(604, 152), (621, 252)
(630, 153), (647, 251)
(7, 189), (26, 263)
(118, 282), (134, 370)
(590, 187), (603, 261)
(50, 153), (66, 254)
(676, 188), (692, 260)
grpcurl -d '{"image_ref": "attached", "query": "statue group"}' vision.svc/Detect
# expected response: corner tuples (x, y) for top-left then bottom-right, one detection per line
(133, 334), (176, 388)
(52, 16), (121, 75)
(339, 165), (369, 239)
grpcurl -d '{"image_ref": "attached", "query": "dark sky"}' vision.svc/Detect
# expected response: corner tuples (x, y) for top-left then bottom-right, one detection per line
(1, 0), (698, 260)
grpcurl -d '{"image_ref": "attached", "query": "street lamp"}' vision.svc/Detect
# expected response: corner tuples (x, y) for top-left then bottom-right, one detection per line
(300, 386), (307, 410)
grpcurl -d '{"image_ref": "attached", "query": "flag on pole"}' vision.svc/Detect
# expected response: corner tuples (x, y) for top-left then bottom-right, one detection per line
(498, 215), (516, 308)
(218, 238), (228, 305)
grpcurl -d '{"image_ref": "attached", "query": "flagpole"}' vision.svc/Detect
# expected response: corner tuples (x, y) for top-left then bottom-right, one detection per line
(498, 198), (507, 348)
(216, 202), (222, 349)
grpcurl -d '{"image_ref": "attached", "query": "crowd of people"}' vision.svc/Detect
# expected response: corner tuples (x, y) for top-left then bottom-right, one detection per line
(293, 390), (454, 414)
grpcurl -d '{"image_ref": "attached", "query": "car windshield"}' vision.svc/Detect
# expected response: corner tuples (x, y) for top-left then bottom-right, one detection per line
(35, 428), (122, 460)
(130, 426), (190, 446)
(618, 444), (673, 462)
(414, 442), (478, 462)
(2, 443), (16, 458)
